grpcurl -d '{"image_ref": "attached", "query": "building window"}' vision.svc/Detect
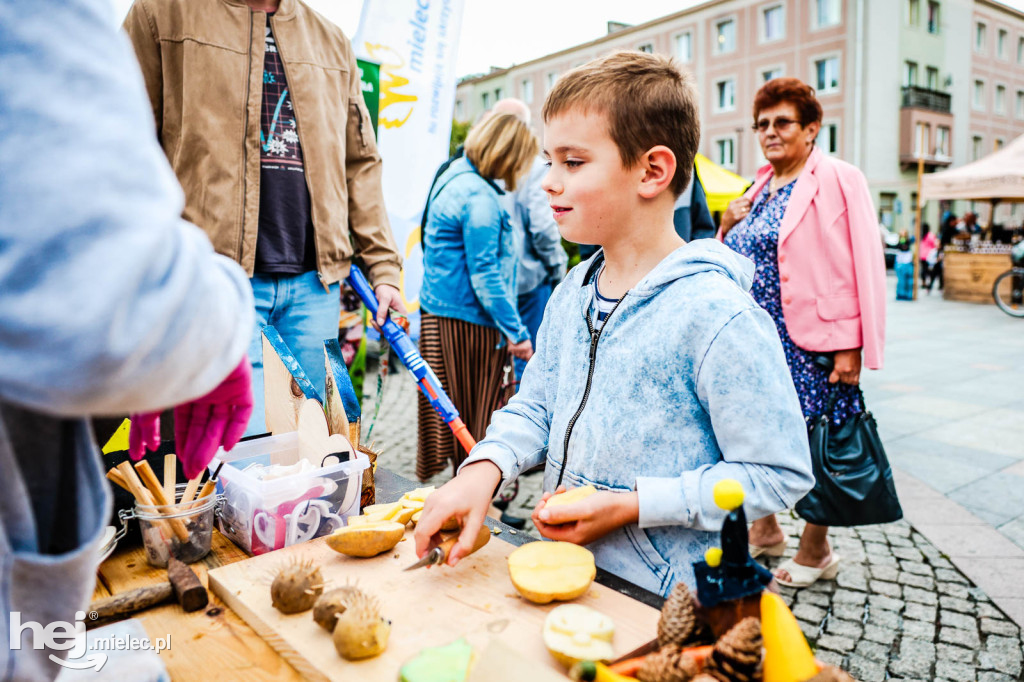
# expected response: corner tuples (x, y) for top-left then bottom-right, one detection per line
(674, 32), (693, 62)
(716, 78), (736, 111)
(521, 79), (533, 104)
(996, 138), (1005, 150)
(763, 67), (783, 82)
(998, 29), (1008, 59)
(1019, 37), (1024, 64)
(975, 23), (986, 52)
(815, 57), (839, 93)
(907, 0), (920, 26)
(926, 67), (939, 90)
(716, 19), (736, 53)
(904, 61), (918, 87)
(972, 135), (984, 160)
(763, 5), (784, 41)
(822, 122), (839, 155)
(914, 121), (930, 157)
(715, 137), (736, 169)
(637, 42), (654, 54)
(879, 192), (896, 228)
(973, 79), (985, 110)
(936, 126), (950, 158)
(546, 72), (558, 93)
(481, 91), (490, 109)
(455, 99), (464, 120)
(1017, 90), (1024, 119)
(927, 1), (940, 33)
(816, 0), (841, 27)
(494, 87), (503, 101)
(996, 84), (1006, 113)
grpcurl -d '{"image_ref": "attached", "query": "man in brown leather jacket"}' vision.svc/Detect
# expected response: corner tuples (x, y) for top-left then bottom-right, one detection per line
(124, 0), (404, 433)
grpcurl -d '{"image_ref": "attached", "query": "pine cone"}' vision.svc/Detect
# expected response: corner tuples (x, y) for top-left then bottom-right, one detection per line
(658, 583), (698, 647)
(638, 644), (701, 682)
(703, 617), (763, 682)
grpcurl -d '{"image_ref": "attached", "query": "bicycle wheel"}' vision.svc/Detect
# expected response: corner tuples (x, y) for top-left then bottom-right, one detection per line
(993, 269), (1024, 318)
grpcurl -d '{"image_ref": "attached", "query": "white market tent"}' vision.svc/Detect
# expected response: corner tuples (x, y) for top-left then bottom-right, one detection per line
(921, 134), (1024, 202)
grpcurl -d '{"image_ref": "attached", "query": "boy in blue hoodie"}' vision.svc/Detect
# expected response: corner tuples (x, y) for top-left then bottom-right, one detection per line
(414, 51), (813, 596)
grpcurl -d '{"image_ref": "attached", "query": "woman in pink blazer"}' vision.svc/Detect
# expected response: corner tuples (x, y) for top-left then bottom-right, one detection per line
(719, 78), (886, 588)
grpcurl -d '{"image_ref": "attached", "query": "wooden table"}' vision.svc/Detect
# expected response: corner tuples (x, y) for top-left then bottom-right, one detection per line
(94, 470), (662, 680)
(943, 250), (1011, 303)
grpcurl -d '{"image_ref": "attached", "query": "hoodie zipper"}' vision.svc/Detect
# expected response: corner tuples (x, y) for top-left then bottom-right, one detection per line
(238, 11), (254, 262)
(555, 295), (625, 489)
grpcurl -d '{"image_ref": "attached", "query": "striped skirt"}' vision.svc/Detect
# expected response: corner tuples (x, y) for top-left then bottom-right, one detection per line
(416, 312), (514, 481)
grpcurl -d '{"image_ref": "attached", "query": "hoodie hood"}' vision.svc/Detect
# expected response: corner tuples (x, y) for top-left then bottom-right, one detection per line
(571, 239), (755, 297)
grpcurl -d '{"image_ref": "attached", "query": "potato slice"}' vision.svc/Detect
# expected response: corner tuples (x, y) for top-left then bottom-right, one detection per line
(404, 486), (436, 502)
(326, 522), (405, 557)
(542, 604), (614, 666)
(507, 541), (596, 604)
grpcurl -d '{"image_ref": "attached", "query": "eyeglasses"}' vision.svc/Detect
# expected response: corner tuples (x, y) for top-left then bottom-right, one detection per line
(752, 117), (801, 133)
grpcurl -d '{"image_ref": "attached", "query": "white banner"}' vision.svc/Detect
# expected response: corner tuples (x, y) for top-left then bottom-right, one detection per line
(354, 0), (465, 321)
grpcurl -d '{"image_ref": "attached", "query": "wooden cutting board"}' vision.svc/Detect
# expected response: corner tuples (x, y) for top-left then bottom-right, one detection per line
(209, 529), (660, 680)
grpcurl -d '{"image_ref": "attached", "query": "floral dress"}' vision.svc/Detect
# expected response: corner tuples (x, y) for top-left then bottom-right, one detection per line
(724, 181), (861, 427)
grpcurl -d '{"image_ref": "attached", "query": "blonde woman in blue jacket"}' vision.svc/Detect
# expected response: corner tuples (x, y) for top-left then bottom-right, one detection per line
(417, 114), (539, 479)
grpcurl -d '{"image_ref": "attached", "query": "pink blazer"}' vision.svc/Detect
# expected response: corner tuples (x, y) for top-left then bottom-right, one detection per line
(719, 147), (887, 369)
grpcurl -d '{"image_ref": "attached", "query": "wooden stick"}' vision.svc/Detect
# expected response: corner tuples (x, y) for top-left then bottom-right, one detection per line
(179, 473), (203, 507)
(163, 454), (177, 501)
(116, 461), (153, 506)
(134, 461), (190, 542)
(106, 469), (131, 493)
(189, 461), (224, 509)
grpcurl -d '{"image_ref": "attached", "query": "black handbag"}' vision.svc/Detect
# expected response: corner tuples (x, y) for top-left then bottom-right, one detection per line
(795, 386), (903, 527)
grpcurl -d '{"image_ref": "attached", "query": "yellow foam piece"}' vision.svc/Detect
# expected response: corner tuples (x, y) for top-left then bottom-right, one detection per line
(704, 547), (723, 567)
(101, 419), (131, 455)
(713, 479), (745, 511)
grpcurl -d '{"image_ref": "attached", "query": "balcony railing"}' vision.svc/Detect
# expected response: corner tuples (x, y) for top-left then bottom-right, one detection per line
(901, 85), (951, 113)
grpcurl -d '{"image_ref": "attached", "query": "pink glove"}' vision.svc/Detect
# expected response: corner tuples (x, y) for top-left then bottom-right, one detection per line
(128, 358), (253, 480)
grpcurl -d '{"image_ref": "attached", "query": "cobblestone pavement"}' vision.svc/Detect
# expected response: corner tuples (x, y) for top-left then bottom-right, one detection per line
(363, 360), (1024, 681)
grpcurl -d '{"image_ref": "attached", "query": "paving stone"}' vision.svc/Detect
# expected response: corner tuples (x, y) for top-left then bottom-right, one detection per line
(836, 569), (868, 591)
(898, 572), (936, 590)
(864, 607), (900, 629)
(969, 586), (991, 603)
(940, 595), (974, 612)
(936, 660), (978, 681)
(846, 654), (886, 682)
(903, 619), (937, 640)
(797, 590), (831, 608)
(858, 531), (888, 544)
(937, 643), (977, 663)
(980, 635), (1024, 677)
(816, 634), (855, 653)
(864, 624), (898, 645)
(815, 649), (846, 668)
(941, 609), (979, 631)
(903, 602), (936, 622)
(978, 602), (1006, 619)
(977, 673), (1017, 682)
(825, 618), (863, 640)
(938, 581), (971, 599)
(904, 586), (938, 605)
(868, 593), (904, 612)
(981, 618), (1019, 637)
(870, 565), (900, 582)
(935, 567), (969, 584)
(928, 555), (955, 570)
(805, 579), (837, 595)
(941, 626), (981, 649)
(869, 579), (902, 598)
(833, 589), (867, 606)
(797, 618), (820, 642)
(900, 560), (933, 576)
(792, 603), (827, 624)
(887, 534), (914, 547)
(889, 638), (936, 679)
(892, 545), (925, 562)
(833, 604), (865, 622)
(855, 639), (891, 662)
(866, 552), (899, 567)
(884, 522), (912, 538)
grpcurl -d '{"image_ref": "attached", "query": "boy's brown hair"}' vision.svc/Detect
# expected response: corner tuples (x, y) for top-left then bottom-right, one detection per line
(464, 113), (539, 191)
(543, 50), (700, 197)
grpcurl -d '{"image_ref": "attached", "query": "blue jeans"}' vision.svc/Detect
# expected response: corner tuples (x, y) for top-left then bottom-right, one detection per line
(895, 262), (914, 300)
(246, 272), (341, 435)
(514, 282), (553, 381)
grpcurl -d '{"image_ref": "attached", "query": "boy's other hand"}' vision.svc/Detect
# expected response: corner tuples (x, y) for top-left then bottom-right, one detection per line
(507, 338), (533, 361)
(532, 489), (639, 546)
(720, 197), (752, 236)
(413, 461), (502, 566)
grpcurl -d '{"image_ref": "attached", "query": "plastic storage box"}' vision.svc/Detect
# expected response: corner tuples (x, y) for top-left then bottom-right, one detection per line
(208, 432), (369, 555)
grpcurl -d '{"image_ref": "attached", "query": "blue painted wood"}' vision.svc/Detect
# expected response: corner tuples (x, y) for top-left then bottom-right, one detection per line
(261, 326), (321, 402)
(324, 338), (361, 421)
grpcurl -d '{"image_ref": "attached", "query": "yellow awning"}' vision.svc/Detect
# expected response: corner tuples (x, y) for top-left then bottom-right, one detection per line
(695, 154), (750, 214)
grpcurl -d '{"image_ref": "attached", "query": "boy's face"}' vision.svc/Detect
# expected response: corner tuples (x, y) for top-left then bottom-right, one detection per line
(541, 109), (639, 246)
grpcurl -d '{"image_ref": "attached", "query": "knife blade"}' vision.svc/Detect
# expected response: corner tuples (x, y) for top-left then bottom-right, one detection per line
(404, 524), (491, 571)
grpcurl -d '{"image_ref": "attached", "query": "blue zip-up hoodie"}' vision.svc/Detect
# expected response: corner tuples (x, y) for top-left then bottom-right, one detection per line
(461, 240), (814, 596)
(420, 157), (530, 343)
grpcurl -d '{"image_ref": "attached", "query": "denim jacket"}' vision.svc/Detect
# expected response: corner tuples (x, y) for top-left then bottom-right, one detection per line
(420, 157), (530, 343)
(500, 156), (568, 295)
(461, 240), (814, 596)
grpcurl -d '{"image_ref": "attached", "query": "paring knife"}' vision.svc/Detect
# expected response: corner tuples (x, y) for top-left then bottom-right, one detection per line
(404, 524), (491, 571)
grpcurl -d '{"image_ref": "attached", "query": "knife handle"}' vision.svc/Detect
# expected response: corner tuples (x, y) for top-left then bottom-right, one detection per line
(438, 524), (492, 564)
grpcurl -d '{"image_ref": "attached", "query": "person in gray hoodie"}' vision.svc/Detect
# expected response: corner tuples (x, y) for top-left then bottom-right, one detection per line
(1, 0), (254, 678)
(414, 51), (813, 597)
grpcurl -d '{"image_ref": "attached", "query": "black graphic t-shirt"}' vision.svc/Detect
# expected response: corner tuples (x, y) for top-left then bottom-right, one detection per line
(254, 15), (317, 274)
